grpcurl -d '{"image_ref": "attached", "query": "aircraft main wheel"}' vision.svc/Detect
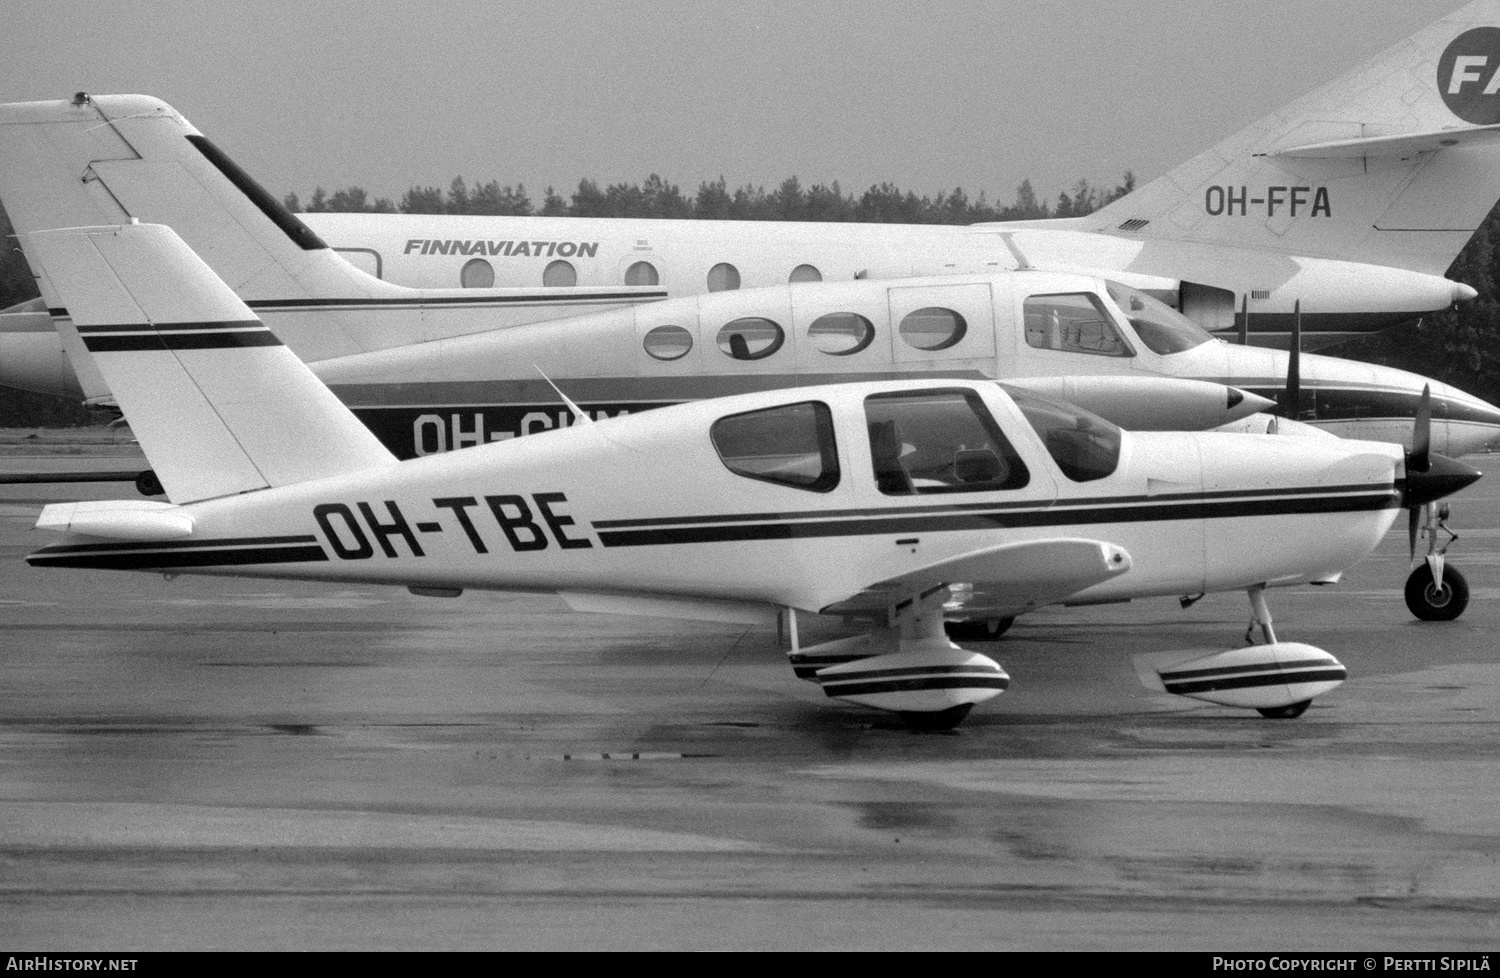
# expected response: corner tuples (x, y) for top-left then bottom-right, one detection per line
(897, 704), (973, 730)
(1257, 700), (1311, 719)
(943, 617), (1014, 642)
(1405, 565), (1469, 622)
(135, 470), (164, 497)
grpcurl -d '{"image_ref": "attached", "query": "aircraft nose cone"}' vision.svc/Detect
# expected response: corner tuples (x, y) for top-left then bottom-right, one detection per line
(1404, 453), (1482, 509)
(1229, 387), (1275, 414)
(1454, 282), (1479, 303)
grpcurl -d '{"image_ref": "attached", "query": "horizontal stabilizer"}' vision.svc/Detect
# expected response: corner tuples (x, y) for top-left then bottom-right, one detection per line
(21, 224), (397, 504)
(35, 500), (193, 540)
(820, 537), (1130, 618)
(1271, 124), (1500, 159)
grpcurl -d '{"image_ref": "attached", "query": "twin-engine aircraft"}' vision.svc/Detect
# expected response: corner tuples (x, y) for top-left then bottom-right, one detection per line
(21, 224), (1483, 727)
(115, 3), (1500, 343)
(7, 3), (1500, 388)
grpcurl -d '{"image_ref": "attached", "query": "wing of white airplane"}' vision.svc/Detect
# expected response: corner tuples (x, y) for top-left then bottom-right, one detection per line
(818, 537), (1130, 620)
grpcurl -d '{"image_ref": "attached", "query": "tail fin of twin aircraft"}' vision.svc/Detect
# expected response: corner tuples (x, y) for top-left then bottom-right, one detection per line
(0, 92), (663, 396)
(21, 224), (396, 505)
(1088, 0), (1500, 277)
(0, 95), (372, 308)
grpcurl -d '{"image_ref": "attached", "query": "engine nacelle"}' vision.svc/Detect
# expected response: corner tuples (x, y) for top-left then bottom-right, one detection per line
(1139, 642), (1346, 710)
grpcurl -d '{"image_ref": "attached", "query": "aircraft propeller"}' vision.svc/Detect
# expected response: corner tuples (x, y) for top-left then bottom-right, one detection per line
(1283, 299), (1302, 420)
(1401, 384), (1480, 558)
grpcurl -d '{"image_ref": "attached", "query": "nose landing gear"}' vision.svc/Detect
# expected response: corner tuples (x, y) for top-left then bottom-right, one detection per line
(1405, 503), (1468, 622)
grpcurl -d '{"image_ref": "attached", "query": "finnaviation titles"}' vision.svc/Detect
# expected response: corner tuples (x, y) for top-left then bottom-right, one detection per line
(404, 239), (601, 258)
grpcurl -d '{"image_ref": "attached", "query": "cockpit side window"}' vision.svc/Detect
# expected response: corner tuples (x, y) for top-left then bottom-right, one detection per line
(712, 401), (840, 492)
(864, 389), (1029, 496)
(1002, 385), (1122, 482)
(1105, 281), (1214, 355)
(1024, 292), (1131, 357)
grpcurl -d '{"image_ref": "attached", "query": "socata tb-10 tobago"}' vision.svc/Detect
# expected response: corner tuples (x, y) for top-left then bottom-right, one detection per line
(21, 223), (1481, 728)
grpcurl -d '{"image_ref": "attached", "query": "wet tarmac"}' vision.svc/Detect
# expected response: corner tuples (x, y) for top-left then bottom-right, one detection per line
(2, 440), (1499, 950)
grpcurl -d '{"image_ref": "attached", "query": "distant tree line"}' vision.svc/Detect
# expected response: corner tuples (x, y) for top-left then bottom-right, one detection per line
(284, 173), (1136, 224)
(1339, 210), (1500, 414)
(6, 172), (1500, 429)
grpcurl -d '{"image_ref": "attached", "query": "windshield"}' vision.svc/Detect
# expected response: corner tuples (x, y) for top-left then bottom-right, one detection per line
(1105, 281), (1214, 355)
(1000, 385), (1122, 483)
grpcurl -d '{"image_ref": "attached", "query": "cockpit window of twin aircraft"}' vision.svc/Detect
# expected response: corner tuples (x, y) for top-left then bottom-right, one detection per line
(1105, 281), (1215, 355)
(1024, 293), (1132, 357)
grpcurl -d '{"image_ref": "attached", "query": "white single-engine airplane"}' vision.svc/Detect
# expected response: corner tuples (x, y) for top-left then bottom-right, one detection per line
(3, 4), (1500, 622)
(21, 224), (1482, 727)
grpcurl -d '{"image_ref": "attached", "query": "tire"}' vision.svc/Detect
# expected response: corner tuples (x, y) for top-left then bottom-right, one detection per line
(944, 617), (1015, 642)
(134, 470), (164, 497)
(1257, 700), (1311, 719)
(1405, 564), (1469, 622)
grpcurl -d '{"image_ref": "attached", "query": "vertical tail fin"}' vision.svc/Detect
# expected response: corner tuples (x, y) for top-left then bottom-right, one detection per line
(0, 96), (354, 302)
(21, 224), (397, 504)
(1091, 0), (1500, 275)
(0, 94), (665, 391)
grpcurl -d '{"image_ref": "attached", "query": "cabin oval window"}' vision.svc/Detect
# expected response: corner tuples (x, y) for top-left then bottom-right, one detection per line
(625, 260), (660, 286)
(707, 262), (741, 292)
(461, 258), (495, 289)
(717, 317), (785, 360)
(712, 401), (840, 493)
(789, 264), (822, 283)
(543, 259), (577, 287)
(643, 324), (693, 361)
(807, 312), (875, 356)
(898, 307), (967, 351)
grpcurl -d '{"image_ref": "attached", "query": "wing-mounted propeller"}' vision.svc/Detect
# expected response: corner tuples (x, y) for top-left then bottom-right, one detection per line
(1238, 294), (1249, 346)
(1401, 385), (1481, 557)
(1408, 384), (1430, 562)
(1275, 299), (1305, 420)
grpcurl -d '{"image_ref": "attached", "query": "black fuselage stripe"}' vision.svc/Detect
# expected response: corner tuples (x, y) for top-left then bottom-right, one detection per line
(84, 332), (283, 352)
(246, 293), (665, 310)
(27, 545), (328, 570)
(596, 492), (1398, 547)
(591, 483), (1396, 529)
(36, 534), (318, 556)
(76, 320), (266, 334)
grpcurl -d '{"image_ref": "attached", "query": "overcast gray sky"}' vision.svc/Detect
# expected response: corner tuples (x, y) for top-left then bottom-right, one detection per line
(0, 0), (1471, 207)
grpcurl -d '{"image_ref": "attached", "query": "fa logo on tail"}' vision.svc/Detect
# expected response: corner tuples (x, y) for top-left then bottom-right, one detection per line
(1440, 27), (1500, 123)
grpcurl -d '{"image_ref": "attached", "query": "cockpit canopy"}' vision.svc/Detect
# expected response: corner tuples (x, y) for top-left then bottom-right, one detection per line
(1001, 384), (1123, 482)
(1104, 281), (1215, 355)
